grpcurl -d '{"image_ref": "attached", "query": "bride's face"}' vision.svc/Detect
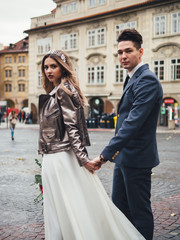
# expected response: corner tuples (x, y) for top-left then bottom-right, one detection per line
(44, 57), (62, 86)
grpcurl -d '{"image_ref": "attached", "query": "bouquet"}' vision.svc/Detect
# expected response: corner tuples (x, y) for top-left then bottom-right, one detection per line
(34, 158), (43, 205)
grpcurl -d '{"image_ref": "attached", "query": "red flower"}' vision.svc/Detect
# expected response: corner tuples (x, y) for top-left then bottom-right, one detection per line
(39, 184), (43, 194)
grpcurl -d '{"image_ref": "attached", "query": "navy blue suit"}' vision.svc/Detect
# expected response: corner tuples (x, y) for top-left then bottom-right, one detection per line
(101, 64), (163, 240)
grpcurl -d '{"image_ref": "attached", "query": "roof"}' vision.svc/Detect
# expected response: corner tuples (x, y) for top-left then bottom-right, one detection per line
(24, 0), (174, 34)
(0, 37), (29, 54)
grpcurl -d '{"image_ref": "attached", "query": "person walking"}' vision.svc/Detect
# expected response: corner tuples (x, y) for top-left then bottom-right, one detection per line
(18, 110), (22, 122)
(29, 110), (33, 124)
(93, 29), (163, 240)
(8, 110), (17, 140)
(38, 49), (145, 240)
(0, 111), (2, 125)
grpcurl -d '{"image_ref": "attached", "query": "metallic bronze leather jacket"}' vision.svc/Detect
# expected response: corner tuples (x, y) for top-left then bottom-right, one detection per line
(38, 81), (90, 166)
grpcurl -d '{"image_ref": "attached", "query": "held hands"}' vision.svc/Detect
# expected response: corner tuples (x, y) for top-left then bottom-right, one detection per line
(84, 156), (106, 174)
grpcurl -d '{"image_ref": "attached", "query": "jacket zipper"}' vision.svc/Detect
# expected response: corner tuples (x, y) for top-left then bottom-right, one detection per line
(46, 110), (59, 118)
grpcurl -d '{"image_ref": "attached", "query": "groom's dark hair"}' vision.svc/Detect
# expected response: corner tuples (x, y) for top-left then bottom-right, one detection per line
(117, 29), (143, 49)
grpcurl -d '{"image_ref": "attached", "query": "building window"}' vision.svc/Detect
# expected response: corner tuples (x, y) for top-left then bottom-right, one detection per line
(87, 28), (105, 47)
(14, 57), (16, 63)
(171, 12), (180, 34)
(115, 21), (136, 40)
(98, 0), (106, 5)
(115, 64), (127, 83)
(88, 0), (106, 8)
(70, 2), (78, 12)
(5, 83), (12, 92)
(87, 65), (105, 84)
(62, 1), (77, 15)
(18, 84), (25, 92)
(18, 69), (25, 77)
(37, 38), (52, 54)
(61, 33), (78, 50)
(171, 59), (180, 80)
(38, 70), (42, 86)
(5, 57), (12, 63)
(154, 15), (166, 36)
(5, 70), (12, 78)
(153, 60), (165, 81)
(62, 4), (68, 14)
(18, 56), (25, 63)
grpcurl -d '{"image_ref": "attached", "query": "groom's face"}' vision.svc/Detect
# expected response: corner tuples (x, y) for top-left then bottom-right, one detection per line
(117, 40), (143, 72)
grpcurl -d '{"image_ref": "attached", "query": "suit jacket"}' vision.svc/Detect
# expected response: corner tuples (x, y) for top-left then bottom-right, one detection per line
(101, 64), (163, 168)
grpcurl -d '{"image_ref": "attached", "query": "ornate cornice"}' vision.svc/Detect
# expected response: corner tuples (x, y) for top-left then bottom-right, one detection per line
(86, 53), (106, 60)
(152, 42), (180, 52)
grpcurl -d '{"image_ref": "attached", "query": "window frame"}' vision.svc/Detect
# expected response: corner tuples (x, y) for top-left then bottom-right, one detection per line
(170, 58), (180, 80)
(5, 69), (12, 78)
(5, 83), (12, 92)
(153, 60), (165, 81)
(114, 64), (127, 84)
(171, 12), (180, 34)
(87, 27), (106, 48)
(87, 65), (105, 85)
(62, 1), (77, 15)
(18, 83), (25, 92)
(154, 15), (166, 37)
(88, 0), (106, 8)
(38, 70), (42, 87)
(60, 33), (78, 51)
(37, 38), (52, 54)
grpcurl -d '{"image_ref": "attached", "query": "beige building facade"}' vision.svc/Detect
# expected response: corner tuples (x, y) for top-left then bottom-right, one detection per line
(25, 0), (180, 126)
(0, 37), (29, 115)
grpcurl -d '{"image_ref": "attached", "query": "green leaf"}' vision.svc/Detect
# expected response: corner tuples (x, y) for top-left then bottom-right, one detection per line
(35, 174), (42, 185)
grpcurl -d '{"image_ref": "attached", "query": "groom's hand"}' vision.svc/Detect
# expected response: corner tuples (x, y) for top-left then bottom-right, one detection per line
(84, 160), (101, 174)
(93, 156), (102, 167)
(93, 155), (107, 166)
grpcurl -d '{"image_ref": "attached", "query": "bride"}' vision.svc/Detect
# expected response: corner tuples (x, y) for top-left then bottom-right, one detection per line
(38, 49), (145, 240)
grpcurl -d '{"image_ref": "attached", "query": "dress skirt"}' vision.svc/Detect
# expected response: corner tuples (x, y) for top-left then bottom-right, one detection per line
(42, 149), (145, 240)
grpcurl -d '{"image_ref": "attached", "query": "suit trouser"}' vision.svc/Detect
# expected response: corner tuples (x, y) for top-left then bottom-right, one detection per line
(112, 164), (153, 240)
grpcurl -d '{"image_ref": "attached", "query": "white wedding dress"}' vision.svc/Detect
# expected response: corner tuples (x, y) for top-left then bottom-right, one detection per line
(42, 149), (145, 240)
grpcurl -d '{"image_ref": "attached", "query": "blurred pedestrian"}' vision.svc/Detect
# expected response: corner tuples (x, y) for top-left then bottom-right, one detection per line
(29, 110), (33, 124)
(18, 110), (22, 122)
(0, 111), (2, 125)
(8, 110), (17, 140)
(22, 111), (26, 123)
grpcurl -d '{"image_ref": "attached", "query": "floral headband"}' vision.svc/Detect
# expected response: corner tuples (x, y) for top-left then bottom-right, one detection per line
(47, 49), (66, 63)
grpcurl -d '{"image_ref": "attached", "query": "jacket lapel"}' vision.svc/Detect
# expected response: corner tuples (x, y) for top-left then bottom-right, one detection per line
(118, 64), (149, 109)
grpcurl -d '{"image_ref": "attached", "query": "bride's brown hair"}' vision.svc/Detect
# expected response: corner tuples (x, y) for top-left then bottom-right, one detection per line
(41, 50), (86, 107)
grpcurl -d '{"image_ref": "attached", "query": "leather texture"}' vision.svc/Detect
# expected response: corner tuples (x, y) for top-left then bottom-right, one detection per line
(38, 81), (90, 166)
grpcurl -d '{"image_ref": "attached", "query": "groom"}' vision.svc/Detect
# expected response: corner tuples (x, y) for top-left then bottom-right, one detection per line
(93, 29), (163, 240)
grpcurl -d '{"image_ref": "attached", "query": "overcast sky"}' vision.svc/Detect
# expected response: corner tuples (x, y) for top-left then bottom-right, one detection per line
(0, 0), (56, 46)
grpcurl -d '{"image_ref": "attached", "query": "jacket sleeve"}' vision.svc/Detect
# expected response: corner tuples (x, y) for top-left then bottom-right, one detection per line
(101, 74), (162, 161)
(57, 85), (90, 166)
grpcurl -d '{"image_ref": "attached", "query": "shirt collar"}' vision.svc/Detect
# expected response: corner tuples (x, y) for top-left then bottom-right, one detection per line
(49, 85), (59, 95)
(128, 62), (144, 79)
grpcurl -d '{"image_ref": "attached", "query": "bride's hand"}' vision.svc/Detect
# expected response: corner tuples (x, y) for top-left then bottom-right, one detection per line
(84, 160), (101, 174)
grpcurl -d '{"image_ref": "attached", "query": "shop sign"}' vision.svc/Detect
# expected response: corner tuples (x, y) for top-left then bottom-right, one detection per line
(164, 99), (174, 104)
(0, 101), (7, 106)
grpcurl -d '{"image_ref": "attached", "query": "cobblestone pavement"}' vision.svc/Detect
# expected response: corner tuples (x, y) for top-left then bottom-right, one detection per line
(0, 122), (180, 239)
